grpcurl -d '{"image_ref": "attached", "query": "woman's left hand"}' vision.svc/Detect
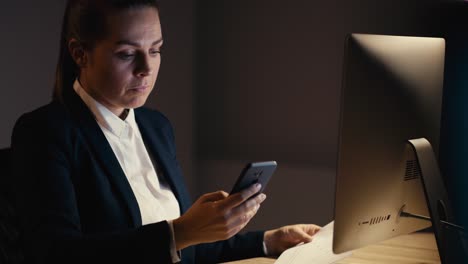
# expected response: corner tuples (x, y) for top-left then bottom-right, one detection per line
(263, 224), (321, 256)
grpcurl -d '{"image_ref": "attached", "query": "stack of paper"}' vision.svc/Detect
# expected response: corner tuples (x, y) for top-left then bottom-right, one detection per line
(275, 221), (352, 264)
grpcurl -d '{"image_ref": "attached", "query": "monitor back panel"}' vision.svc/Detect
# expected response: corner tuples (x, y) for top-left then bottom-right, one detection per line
(333, 33), (445, 253)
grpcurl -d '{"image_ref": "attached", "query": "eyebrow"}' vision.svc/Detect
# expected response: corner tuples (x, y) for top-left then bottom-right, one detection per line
(115, 38), (163, 47)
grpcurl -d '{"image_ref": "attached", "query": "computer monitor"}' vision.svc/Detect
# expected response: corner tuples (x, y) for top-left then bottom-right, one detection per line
(332, 33), (452, 258)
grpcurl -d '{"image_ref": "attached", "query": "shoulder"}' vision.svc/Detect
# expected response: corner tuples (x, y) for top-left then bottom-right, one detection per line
(134, 107), (174, 133)
(14, 100), (73, 129)
(12, 100), (76, 145)
(135, 107), (171, 125)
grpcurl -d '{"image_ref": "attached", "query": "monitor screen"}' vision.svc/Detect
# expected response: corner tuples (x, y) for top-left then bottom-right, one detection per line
(333, 33), (446, 254)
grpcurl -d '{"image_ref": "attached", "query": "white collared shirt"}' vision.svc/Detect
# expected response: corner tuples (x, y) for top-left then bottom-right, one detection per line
(73, 80), (181, 262)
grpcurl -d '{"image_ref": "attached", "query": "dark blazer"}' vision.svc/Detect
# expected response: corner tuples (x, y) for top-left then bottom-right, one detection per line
(10, 87), (265, 264)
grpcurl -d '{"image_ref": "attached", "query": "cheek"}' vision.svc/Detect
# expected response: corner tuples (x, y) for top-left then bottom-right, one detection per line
(100, 61), (133, 91)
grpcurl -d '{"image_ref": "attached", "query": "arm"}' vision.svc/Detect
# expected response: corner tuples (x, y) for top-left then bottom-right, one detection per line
(11, 112), (173, 264)
(194, 230), (266, 263)
(173, 187), (267, 263)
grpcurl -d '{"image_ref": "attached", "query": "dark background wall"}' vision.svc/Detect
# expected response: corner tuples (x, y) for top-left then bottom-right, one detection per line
(0, 0), (196, 194)
(0, 1), (65, 148)
(439, 2), (468, 229)
(1, 0), (466, 233)
(195, 0), (453, 231)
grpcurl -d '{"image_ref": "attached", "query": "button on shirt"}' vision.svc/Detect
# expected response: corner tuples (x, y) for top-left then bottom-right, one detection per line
(73, 80), (181, 261)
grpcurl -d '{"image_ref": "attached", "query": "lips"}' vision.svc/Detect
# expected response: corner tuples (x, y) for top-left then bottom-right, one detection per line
(129, 84), (149, 92)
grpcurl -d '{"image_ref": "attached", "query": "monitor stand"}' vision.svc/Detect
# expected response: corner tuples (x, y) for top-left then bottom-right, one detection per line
(406, 138), (467, 264)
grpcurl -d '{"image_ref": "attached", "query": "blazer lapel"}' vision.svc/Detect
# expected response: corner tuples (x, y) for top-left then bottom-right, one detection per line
(63, 89), (142, 226)
(135, 111), (189, 212)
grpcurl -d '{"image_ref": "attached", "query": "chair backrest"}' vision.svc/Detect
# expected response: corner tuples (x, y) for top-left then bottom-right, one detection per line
(0, 147), (24, 264)
(0, 148), (12, 201)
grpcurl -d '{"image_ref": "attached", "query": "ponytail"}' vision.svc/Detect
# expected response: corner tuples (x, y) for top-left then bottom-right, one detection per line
(53, 1), (76, 101)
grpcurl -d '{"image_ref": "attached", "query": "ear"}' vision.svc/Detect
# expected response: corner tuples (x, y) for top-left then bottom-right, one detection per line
(68, 38), (88, 67)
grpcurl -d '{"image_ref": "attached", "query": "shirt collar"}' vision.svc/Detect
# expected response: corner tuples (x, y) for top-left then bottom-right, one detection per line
(73, 79), (137, 138)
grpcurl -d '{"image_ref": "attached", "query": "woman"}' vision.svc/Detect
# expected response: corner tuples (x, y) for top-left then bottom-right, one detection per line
(11, 0), (320, 263)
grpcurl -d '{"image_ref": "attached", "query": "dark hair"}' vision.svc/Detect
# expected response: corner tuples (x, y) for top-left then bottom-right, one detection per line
(53, 0), (160, 101)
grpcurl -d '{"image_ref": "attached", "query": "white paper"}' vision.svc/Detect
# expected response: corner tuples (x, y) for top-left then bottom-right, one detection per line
(274, 221), (352, 264)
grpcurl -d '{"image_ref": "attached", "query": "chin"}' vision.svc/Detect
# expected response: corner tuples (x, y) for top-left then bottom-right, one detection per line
(126, 98), (148, 109)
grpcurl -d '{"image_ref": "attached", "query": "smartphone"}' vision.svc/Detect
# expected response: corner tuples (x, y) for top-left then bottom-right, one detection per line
(230, 161), (277, 195)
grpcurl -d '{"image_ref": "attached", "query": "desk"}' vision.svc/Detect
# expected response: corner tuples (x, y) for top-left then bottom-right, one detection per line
(222, 232), (440, 264)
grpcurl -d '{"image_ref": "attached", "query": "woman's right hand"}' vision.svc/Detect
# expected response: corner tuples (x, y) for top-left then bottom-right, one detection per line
(172, 183), (267, 250)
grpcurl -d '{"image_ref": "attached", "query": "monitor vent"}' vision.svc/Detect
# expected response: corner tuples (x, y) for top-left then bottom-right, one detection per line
(370, 215), (391, 225)
(404, 159), (421, 181)
(359, 215), (391, 226)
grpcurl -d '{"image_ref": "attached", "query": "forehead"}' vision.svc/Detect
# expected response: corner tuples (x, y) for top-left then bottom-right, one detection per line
(103, 7), (162, 45)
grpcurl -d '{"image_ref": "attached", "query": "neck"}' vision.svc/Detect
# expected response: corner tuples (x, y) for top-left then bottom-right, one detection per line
(77, 77), (128, 120)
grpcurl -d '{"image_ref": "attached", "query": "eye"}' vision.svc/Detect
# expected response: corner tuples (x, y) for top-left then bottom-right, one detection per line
(149, 49), (161, 56)
(116, 52), (135, 60)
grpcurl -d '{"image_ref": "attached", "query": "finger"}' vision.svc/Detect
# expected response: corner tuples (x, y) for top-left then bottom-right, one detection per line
(231, 194), (264, 225)
(293, 228), (314, 243)
(304, 224), (321, 236)
(226, 222), (246, 239)
(227, 204), (260, 231)
(219, 183), (261, 210)
(230, 193), (266, 218)
(199, 190), (229, 203)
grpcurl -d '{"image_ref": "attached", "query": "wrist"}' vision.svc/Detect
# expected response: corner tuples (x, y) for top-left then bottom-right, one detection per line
(173, 217), (195, 250)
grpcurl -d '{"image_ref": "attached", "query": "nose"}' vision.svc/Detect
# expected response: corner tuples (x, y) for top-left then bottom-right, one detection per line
(135, 54), (153, 77)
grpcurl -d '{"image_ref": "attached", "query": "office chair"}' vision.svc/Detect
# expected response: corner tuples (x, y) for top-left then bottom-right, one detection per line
(0, 147), (24, 264)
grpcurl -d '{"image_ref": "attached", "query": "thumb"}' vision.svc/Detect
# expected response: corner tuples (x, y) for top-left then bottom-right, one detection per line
(294, 228), (314, 243)
(198, 190), (229, 203)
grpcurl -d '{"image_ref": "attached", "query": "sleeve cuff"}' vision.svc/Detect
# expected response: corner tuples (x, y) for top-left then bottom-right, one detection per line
(262, 240), (269, 256)
(167, 220), (181, 263)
